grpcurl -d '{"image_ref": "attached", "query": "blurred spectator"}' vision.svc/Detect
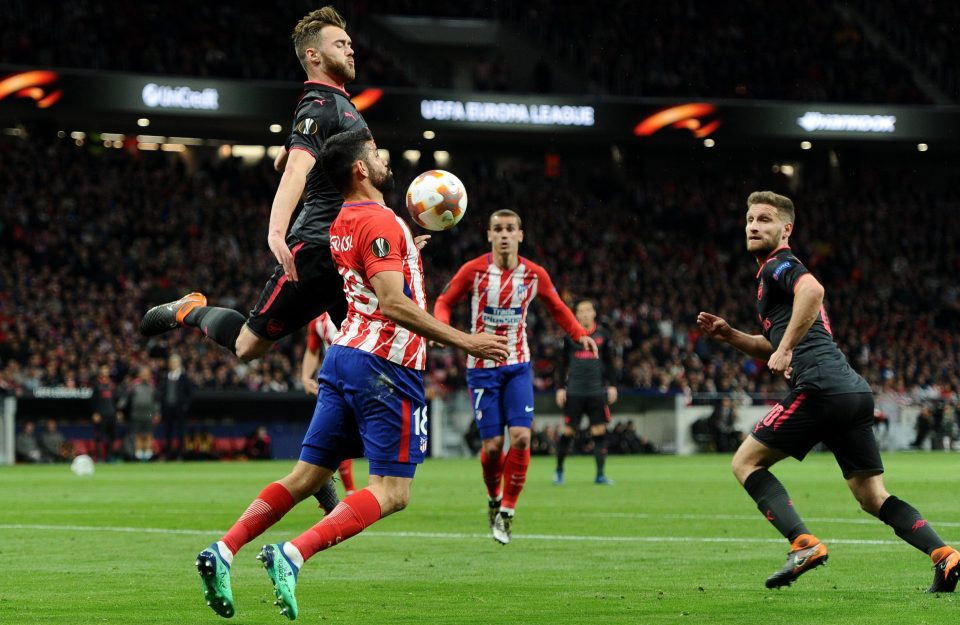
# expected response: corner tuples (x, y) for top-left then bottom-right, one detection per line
(15, 420), (42, 463)
(184, 429), (217, 461)
(38, 418), (72, 462)
(707, 397), (742, 453)
(157, 354), (193, 460)
(245, 426), (272, 460)
(122, 365), (159, 461)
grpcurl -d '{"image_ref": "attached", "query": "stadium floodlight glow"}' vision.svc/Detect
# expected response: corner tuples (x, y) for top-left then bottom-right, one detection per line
(137, 142), (159, 151)
(917, 143), (929, 152)
(703, 138), (715, 148)
(137, 118), (150, 127)
(402, 149), (421, 165)
(423, 130), (436, 139)
(56, 130), (65, 138)
(100, 133), (125, 141)
(434, 150), (450, 167)
(161, 143), (186, 152)
(800, 141), (812, 150)
(70, 131), (86, 140)
(269, 123), (282, 133)
(377, 148), (390, 163)
(137, 134), (165, 143)
(167, 137), (204, 146)
(781, 164), (795, 176)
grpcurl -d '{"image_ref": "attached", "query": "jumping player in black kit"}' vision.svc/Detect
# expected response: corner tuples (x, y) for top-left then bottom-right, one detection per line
(553, 300), (618, 485)
(698, 191), (959, 591)
(139, 6), (363, 360)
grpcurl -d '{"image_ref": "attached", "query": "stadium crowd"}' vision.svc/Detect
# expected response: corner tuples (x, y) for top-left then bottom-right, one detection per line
(1, 134), (958, 417)
(1, 0), (941, 103)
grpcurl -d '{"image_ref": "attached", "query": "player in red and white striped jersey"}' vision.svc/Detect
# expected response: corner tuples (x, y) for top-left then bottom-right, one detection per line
(435, 209), (597, 544)
(197, 128), (508, 620)
(301, 313), (356, 495)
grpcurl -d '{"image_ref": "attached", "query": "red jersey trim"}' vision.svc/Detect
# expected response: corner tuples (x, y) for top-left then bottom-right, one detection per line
(288, 146), (317, 159)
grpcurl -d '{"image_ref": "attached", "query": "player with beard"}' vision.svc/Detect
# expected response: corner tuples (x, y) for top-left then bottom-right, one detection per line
(193, 128), (508, 620)
(140, 5), (362, 358)
(697, 191), (958, 591)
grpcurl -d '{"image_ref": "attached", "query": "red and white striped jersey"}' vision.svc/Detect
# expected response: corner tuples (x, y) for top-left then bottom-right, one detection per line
(328, 201), (427, 369)
(435, 254), (585, 369)
(306, 313), (338, 353)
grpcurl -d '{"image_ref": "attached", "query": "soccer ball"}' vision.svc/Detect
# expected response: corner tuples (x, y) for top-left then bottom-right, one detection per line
(405, 170), (468, 231)
(70, 454), (95, 476)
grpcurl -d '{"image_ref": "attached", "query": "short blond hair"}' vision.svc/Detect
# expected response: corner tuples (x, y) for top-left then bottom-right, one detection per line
(291, 6), (347, 71)
(747, 190), (795, 224)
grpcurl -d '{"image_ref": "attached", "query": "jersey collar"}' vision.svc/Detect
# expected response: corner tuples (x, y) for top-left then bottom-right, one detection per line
(756, 246), (791, 278)
(303, 80), (350, 97)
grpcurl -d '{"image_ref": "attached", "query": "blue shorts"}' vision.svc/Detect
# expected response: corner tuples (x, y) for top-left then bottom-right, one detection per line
(300, 345), (427, 478)
(466, 363), (534, 440)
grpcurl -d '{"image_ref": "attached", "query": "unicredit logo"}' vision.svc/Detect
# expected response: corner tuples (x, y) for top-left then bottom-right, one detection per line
(142, 83), (219, 110)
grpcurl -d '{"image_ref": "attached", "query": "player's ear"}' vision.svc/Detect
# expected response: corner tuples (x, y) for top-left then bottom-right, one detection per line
(782, 221), (793, 240)
(355, 158), (369, 180)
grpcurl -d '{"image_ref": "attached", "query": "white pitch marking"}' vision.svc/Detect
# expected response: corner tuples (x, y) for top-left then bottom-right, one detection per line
(0, 523), (929, 546)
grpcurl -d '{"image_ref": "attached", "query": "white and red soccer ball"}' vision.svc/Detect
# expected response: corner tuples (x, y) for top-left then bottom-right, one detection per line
(405, 169), (468, 231)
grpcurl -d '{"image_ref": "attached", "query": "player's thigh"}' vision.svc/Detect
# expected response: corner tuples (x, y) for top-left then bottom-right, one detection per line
(247, 242), (344, 341)
(502, 363), (535, 429)
(346, 351), (427, 479)
(821, 393), (884, 479)
(582, 395), (609, 427)
(467, 367), (505, 439)
(300, 355), (363, 470)
(750, 389), (823, 461)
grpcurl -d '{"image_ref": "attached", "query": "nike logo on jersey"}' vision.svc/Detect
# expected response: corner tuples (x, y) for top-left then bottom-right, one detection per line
(524, 406), (534, 413)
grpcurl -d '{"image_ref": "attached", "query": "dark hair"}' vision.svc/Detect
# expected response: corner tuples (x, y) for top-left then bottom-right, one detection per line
(320, 127), (373, 194)
(747, 190), (795, 224)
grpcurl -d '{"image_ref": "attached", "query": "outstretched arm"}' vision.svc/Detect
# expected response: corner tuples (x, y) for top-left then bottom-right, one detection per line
(697, 311), (773, 359)
(373, 271), (508, 361)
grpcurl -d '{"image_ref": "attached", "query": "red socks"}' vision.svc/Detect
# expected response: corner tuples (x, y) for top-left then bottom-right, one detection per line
(221, 482), (294, 555)
(480, 449), (504, 499)
(338, 459), (356, 493)
(291, 489), (382, 561)
(500, 448), (530, 510)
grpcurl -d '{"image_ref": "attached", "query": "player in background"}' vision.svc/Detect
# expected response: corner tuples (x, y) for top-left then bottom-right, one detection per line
(139, 5), (356, 517)
(435, 210), (597, 545)
(553, 299), (618, 485)
(698, 191), (959, 591)
(194, 128), (508, 620)
(301, 312), (357, 495)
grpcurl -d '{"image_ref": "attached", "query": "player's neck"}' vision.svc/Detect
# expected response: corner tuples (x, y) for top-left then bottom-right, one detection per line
(343, 183), (383, 205)
(493, 251), (518, 270)
(306, 69), (346, 90)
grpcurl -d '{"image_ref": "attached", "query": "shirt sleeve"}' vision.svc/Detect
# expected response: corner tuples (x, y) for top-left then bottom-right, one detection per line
(534, 265), (586, 341)
(600, 328), (616, 387)
(768, 257), (811, 294)
(356, 212), (406, 278)
(287, 99), (339, 158)
(434, 260), (475, 324)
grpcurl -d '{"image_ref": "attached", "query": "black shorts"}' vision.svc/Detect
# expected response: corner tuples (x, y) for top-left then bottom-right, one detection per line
(563, 395), (610, 428)
(751, 390), (882, 478)
(247, 240), (347, 341)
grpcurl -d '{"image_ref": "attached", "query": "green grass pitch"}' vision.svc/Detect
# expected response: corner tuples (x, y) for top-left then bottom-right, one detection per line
(1, 452), (957, 624)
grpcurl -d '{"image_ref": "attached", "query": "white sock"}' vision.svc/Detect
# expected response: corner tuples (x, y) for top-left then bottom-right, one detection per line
(282, 542), (304, 569)
(215, 541), (234, 566)
(499, 506), (515, 516)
